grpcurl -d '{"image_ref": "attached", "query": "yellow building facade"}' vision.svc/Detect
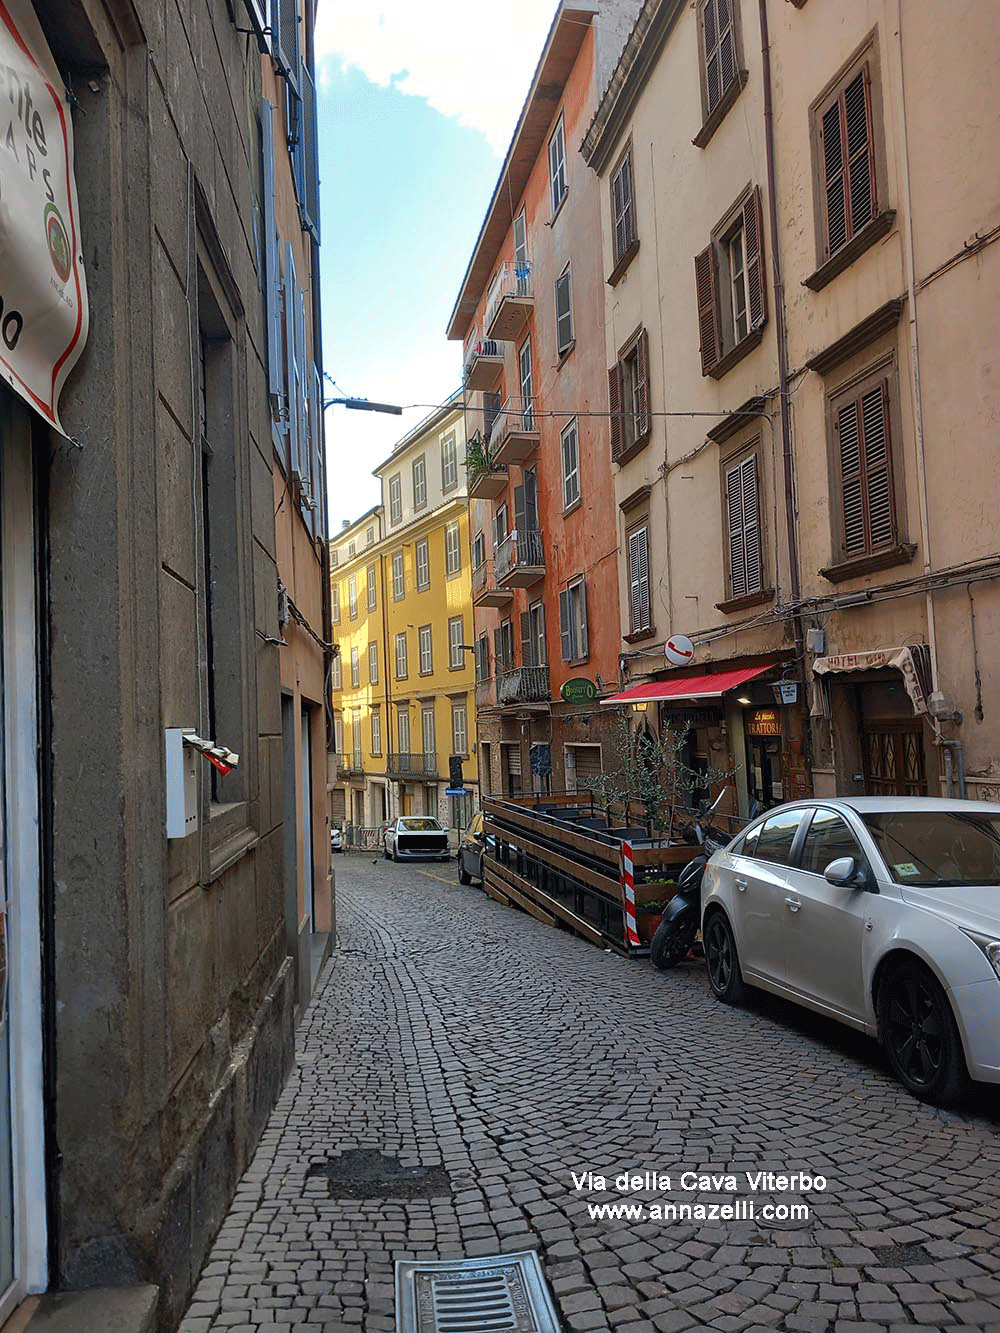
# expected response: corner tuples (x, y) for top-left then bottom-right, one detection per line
(331, 398), (478, 839)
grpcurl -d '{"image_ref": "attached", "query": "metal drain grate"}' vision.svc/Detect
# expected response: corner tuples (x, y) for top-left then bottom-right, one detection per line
(395, 1251), (559, 1333)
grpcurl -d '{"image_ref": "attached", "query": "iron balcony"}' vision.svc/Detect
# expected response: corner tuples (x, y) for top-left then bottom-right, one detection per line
(472, 558), (513, 608)
(489, 395), (539, 467)
(463, 335), (505, 391)
(495, 528), (545, 588)
(484, 260), (533, 342)
(386, 752), (440, 779)
(496, 664), (550, 707)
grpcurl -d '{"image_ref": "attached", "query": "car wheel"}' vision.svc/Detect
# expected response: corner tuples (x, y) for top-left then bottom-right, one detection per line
(458, 856), (472, 885)
(392, 846), (400, 862)
(877, 959), (969, 1105)
(650, 907), (698, 971)
(703, 910), (747, 1005)
(383, 842), (390, 860)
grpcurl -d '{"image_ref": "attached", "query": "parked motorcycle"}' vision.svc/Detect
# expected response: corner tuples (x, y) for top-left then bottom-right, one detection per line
(649, 790), (733, 971)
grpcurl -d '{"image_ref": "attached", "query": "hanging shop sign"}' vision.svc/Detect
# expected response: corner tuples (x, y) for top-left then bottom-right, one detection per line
(745, 707), (781, 737)
(560, 677), (597, 705)
(0, 0), (89, 434)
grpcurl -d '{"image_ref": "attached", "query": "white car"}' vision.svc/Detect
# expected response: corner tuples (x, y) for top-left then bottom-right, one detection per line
(383, 816), (451, 862)
(330, 826), (343, 853)
(702, 796), (1000, 1104)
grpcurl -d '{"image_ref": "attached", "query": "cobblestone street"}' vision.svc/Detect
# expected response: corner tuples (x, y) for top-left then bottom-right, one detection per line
(180, 856), (1000, 1333)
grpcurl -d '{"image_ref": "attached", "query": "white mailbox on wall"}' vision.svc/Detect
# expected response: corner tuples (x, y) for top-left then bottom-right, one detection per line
(165, 727), (199, 839)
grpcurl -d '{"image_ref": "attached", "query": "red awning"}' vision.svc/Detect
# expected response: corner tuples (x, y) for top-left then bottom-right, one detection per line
(600, 663), (774, 706)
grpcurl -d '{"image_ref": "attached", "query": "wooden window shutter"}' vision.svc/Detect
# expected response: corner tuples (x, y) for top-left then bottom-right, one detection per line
(483, 390), (502, 441)
(694, 245), (722, 375)
(628, 527), (650, 632)
(524, 469), (539, 531)
(300, 63), (320, 241)
(493, 626), (504, 671)
(608, 362), (623, 460)
(726, 462), (747, 598)
(635, 329), (651, 439)
(275, 0), (300, 93)
(283, 248), (299, 477)
(743, 187), (767, 330)
(513, 483), (525, 533)
(726, 454), (762, 596)
(821, 64), (875, 258)
(260, 102), (283, 416)
(578, 581), (589, 658)
(559, 590), (572, 661)
(837, 381), (894, 556)
(520, 612), (533, 668)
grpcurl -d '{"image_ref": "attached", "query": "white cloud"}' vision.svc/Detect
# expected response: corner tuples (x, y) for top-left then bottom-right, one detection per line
(313, 1), (558, 153)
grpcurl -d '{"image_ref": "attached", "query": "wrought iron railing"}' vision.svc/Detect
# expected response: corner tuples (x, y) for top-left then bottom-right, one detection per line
(387, 752), (439, 778)
(497, 664), (550, 705)
(495, 528), (544, 582)
(488, 395), (536, 449)
(462, 336), (504, 382)
(485, 260), (533, 332)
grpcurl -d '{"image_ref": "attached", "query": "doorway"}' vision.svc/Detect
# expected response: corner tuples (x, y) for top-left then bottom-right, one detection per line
(861, 721), (928, 796)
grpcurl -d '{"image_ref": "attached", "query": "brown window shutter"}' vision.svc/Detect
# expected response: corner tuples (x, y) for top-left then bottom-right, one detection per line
(635, 329), (651, 439)
(744, 187), (767, 329)
(608, 362), (623, 460)
(837, 380), (895, 556)
(694, 245), (722, 375)
(519, 611), (532, 668)
(845, 65), (876, 237)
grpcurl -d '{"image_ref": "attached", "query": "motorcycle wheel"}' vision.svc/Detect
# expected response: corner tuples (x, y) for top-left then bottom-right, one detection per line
(649, 907), (698, 970)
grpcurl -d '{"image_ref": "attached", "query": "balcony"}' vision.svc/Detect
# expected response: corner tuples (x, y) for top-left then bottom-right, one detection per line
(497, 664), (550, 707)
(466, 433), (509, 499)
(386, 752), (439, 779)
(475, 678), (494, 710)
(485, 261), (534, 342)
(489, 395), (539, 467)
(338, 752), (365, 779)
(463, 336), (504, 390)
(495, 528), (545, 588)
(472, 558), (512, 608)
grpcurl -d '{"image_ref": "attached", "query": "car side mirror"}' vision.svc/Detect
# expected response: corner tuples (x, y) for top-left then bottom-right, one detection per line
(824, 856), (865, 888)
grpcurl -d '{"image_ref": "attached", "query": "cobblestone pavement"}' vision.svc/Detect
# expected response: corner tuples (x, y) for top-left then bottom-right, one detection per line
(180, 856), (1000, 1333)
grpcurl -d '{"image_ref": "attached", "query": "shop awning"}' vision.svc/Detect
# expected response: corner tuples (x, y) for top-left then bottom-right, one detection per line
(812, 645), (930, 714)
(600, 663), (774, 706)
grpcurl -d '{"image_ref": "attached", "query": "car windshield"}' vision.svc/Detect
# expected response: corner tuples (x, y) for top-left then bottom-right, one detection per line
(862, 811), (1000, 886)
(399, 817), (442, 831)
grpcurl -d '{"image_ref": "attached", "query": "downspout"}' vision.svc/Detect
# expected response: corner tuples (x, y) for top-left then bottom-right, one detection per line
(758, 0), (805, 669)
(379, 547), (394, 821)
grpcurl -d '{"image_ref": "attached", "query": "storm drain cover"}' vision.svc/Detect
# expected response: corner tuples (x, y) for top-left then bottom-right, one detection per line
(305, 1149), (452, 1200)
(395, 1251), (559, 1333)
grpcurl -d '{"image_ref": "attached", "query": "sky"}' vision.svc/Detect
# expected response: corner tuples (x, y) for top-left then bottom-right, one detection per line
(313, 2), (558, 533)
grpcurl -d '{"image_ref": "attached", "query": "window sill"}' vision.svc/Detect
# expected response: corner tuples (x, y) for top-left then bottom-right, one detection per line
(804, 210), (897, 292)
(692, 70), (749, 149)
(707, 325), (765, 380)
(715, 587), (775, 615)
(607, 238), (640, 287)
(563, 497), (582, 518)
(613, 432), (652, 467)
(819, 542), (916, 583)
(549, 191), (568, 226)
(623, 626), (656, 645)
(556, 340), (576, 371)
(566, 656), (590, 668)
(206, 806), (258, 884)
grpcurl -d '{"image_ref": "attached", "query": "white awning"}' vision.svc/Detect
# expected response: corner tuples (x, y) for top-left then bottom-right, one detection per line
(812, 645), (930, 714)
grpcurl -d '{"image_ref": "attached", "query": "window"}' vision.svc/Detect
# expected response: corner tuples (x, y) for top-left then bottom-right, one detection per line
(830, 370), (898, 561)
(611, 145), (636, 266)
(472, 532), (486, 570)
(494, 619), (515, 672)
(395, 631), (408, 680)
(754, 808), (808, 865)
(521, 602), (546, 667)
(475, 633), (489, 682)
(348, 575), (358, 619)
(555, 265), (574, 358)
(332, 584), (340, 624)
(494, 503), (509, 548)
(418, 625), (433, 674)
(368, 642), (378, 684)
(350, 646), (360, 688)
(389, 473), (402, 524)
(331, 653), (342, 689)
(696, 0), (744, 134)
(371, 706), (382, 757)
(412, 455), (427, 510)
(330, 548), (338, 567)
(695, 187), (766, 378)
(561, 419), (580, 510)
(549, 114), (567, 214)
(348, 540), (356, 558)
(449, 616), (464, 669)
(421, 705), (436, 765)
(441, 432), (457, 490)
(519, 338), (534, 430)
(559, 580), (589, 662)
(816, 60), (878, 263)
(800, 809), (863, 876)
(514, 209), (528, 269)
(445, 522), (461, 577)
(483, 390), (502, 441)
(416, 538), (430, 590)
(351, 709), (362, 768)
(397, 706), (410, 755)
(366, 525), (375, 546)
(451, 700), (468, 756)
(609, 329), (651, 462)
(367, 564), (377, 610)
(392, 550), (404, 600)
(724, 447), (763, 599)
(627, 524), (651, 634)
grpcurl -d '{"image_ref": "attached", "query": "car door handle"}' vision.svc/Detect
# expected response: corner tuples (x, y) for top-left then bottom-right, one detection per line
(785, 897), (801, 912)
(735, 878), (748, 893)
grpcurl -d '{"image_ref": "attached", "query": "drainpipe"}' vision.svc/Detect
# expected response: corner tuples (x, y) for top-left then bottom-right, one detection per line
(379, 548), (394, 821)
(758, 0), (805, 669)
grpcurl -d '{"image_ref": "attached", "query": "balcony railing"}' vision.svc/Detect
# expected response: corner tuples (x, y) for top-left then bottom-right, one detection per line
(488, 395), (539, 467)
(495, 528), (545, 588)
(338, 752), (365, 778)
(497, 664), (550, 706)
(386, 752), (439, 779)
(472, 558), (512, 607)
(484, 261), (533, 342)
(463, 334), (504, 391)
(466, 433), (509, 500)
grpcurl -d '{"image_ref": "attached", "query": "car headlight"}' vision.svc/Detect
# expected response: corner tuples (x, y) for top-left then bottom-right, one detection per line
(961, 931), (1000, 981)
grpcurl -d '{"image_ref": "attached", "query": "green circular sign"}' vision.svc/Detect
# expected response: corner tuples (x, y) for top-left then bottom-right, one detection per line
(560, 677), (597, 705)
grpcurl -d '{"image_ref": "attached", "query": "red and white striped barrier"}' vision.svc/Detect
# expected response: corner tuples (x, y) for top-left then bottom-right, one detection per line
(620, 841), (641, 951)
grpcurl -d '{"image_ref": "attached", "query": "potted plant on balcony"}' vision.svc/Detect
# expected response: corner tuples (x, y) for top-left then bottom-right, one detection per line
(464, 433), (491, 479)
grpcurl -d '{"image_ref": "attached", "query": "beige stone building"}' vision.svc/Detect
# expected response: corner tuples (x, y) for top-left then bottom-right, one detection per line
(583, 0), (1000, 808)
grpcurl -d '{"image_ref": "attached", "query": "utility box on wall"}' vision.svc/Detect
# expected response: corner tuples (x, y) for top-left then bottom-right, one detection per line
(165, 727), (199, 838)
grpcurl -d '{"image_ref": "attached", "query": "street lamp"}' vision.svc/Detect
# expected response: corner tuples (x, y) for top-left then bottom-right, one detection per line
(323, 396), (402, 415)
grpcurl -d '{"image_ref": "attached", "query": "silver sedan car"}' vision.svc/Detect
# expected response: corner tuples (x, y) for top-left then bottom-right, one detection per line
(383, 815), (451, 862)
(702, 796), (1000, 1104)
